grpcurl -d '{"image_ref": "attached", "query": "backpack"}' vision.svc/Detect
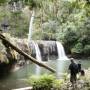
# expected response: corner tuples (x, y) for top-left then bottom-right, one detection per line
(73, 64), (79, 74)
(69, 63), (79, 74)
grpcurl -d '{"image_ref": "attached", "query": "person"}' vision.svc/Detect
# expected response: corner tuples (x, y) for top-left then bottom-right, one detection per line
(77, 61), (85, 76)
(77, 60), (81, 73)
(69, 58), (78, 85)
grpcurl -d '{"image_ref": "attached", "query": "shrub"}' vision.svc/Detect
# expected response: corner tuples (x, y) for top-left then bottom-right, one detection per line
(27, 74), (55, 90)
(78, 35), (90, 45)
(64, 29), (79, 44)
(71, 43), (83, 54)
(53, 79), (64, 90)
(84, 45), (90, 56)
(32, 30), (43, 40)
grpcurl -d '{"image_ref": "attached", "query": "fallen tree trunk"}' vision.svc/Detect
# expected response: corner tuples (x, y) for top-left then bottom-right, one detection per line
(0, 33), (56, 73)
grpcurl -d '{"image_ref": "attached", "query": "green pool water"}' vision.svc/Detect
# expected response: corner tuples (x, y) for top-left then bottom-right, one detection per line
(0, 59), (90, 90)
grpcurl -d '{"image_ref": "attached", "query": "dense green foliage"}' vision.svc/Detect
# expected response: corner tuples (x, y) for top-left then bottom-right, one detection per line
(27, 74), (64, 90)
(0, 0), (29, 38)
(27, 70), (90, 90)
(0, 0), (7, 5)
(25, 0), (90, 57)
(0, 0), (90, 56)
(27, 74), (55, 90)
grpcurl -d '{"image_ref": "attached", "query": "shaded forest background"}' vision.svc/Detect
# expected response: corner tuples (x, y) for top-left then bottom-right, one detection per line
(0, 0), (90, 57)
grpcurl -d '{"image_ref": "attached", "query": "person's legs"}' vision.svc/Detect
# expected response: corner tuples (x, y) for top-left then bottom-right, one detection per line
(70, 74), (77, 89)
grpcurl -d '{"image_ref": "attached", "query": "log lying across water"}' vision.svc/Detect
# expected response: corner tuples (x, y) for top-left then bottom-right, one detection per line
(0, 33), (56, 73)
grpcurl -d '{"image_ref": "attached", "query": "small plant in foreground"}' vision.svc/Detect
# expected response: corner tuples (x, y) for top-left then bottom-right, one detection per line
(27, 74), (55, 90)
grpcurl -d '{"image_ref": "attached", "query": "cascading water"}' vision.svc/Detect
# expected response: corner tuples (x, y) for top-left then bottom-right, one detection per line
(56, 41), (69, 77)
(28, 10), (35, 45)
(32, 41), (42, 75)
(30, 41), (68, 76)
(56, 41), (68, 60)
(33, 41), (42, 61)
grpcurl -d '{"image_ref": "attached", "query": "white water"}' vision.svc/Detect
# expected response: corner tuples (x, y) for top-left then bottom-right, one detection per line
(28, 10), (35, 44)
(32, 41), (42, 75)
(56, 41), (68, 60)
(32, 41), (42, 61)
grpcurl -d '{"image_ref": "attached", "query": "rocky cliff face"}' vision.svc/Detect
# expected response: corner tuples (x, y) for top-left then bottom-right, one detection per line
(0, 33), (37, 77)
(0, 39), (16, 77)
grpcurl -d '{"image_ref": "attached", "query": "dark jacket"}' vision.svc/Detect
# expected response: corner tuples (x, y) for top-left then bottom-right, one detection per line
(69, 63), (78, 75)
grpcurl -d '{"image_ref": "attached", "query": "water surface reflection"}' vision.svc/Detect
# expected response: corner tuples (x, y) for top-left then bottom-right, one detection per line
(0, 59), (90, 90)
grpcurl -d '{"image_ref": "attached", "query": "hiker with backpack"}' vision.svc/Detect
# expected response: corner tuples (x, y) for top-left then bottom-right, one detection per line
(69, 58), (79, 85)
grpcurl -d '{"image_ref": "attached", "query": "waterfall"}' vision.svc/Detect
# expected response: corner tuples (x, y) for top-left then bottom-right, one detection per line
(56, 41), (68, 60)
(13, 2), (17, 12)
(32, 41), (42, 75)
(32, 41), (42, 61)
(28, 10), (35, 45)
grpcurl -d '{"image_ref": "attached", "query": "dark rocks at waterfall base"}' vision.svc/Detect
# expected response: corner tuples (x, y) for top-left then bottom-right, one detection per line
(29, 41), (58, 61)
(0, 61), (16, 79)
(38, 42), (58, 61)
